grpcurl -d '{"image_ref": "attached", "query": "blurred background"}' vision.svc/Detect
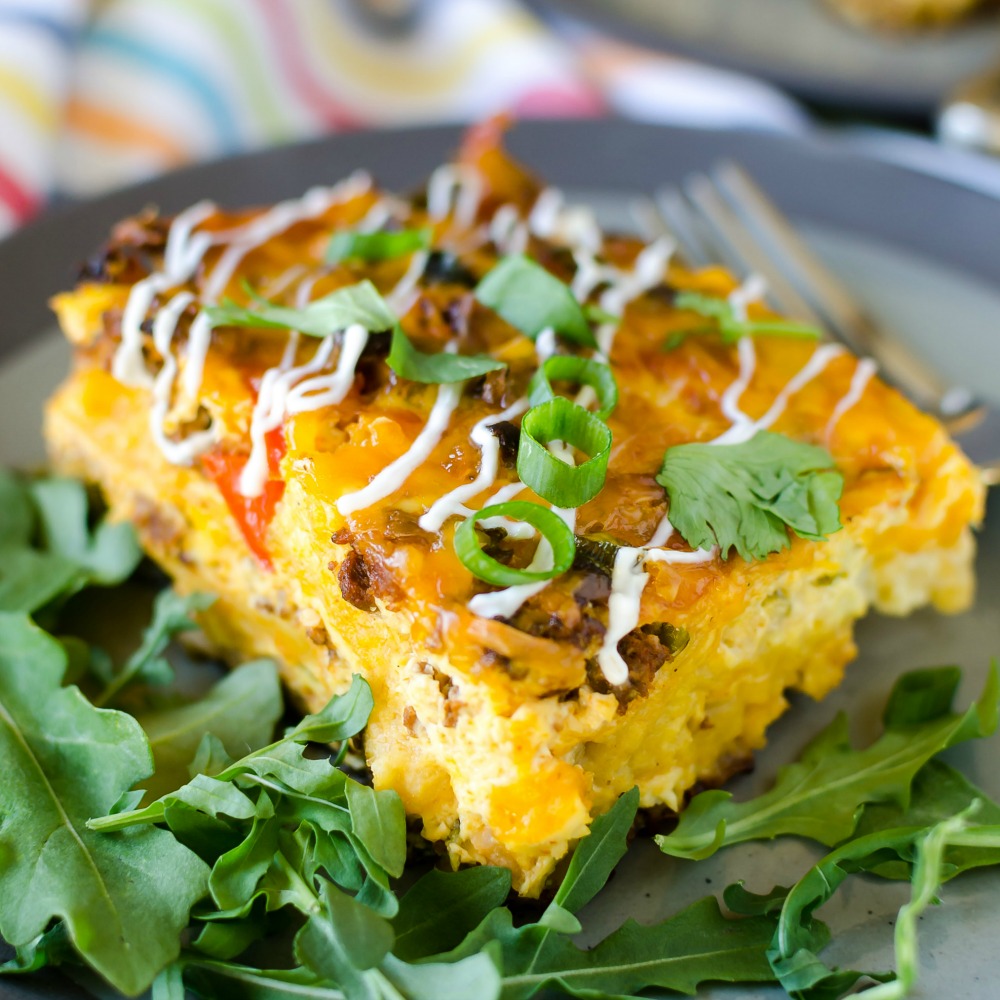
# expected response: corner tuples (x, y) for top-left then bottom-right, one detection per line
(3, 0), (1000, 237)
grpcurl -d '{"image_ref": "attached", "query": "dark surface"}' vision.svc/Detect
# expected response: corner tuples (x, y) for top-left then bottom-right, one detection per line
(7, 119), (1000, 363)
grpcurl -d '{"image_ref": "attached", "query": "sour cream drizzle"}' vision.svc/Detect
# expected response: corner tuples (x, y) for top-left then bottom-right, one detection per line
(418, 397), (530, 533)
(113, 200), (216, 388)
(489, 204), (529, 256)
(148, 291), (218, 465)
(113, 171), (373, 467)
(825, 357), (877, 443)
(426, 164), (483, 230)
(336, 380), (464, 517)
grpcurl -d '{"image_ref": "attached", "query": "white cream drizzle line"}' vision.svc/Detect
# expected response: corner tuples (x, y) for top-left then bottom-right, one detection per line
(529, 188), (603, 254)
(426, 164), (483, 230)
(112, 171), (373, 468)
(489, 204), (529, 256)
(418, 397), (530, 533)
(148, 291), (218, 465)
(336, 380), (464, 517)
(238, 230), (435, 497)
(825, 357), (877, 444)
(113, 200), (216, 388)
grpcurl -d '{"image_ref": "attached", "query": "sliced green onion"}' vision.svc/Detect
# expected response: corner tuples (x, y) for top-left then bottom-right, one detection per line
(387, 326), (505, 384)
(527, 355), (619, 421)
(517, 398), (612, 508)
(475, 254), (597, 347)
(206, 279), (396, 337)
(584, 303), (620, 325)
(454, 500), (576, 587)
(326, 227), (431, 264)
(670, 291), (822, 349)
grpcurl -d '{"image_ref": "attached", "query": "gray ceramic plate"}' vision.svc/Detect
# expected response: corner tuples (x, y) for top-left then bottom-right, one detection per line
(528, 0), (1000, 116)
(1, 121), (999, 1000)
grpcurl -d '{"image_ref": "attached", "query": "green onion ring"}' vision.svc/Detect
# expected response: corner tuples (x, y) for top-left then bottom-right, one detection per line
(527, 355), (619, 421)
(517, 398), (612, 508)
(454, 500), (576, 587)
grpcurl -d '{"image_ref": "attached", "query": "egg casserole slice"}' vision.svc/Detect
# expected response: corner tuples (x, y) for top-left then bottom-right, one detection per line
(45, 124), (985, 895)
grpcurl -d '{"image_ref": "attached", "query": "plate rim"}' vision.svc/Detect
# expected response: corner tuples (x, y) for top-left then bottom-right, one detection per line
(524, 0), (1000, 116)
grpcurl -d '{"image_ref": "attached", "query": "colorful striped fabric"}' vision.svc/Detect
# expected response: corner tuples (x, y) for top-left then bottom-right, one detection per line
(0, 0), (804, 237)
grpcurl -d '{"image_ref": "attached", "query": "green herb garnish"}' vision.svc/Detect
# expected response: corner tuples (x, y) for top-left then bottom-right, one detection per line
(386, 327), (504, 384)
(326, 228), (431, 265)
(454, 500), (576, 587)
(667, 291), (822, 349)
(657, 664), (999, 861)
(205, 279), (397, 338)
(655, 430), (843, 561)
(527, 355), (618, 421)
(475, 254), (598, 347)
(518, 398), (612, 508)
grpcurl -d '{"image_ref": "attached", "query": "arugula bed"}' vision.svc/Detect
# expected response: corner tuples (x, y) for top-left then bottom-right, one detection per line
(1, 471), (999, 1000)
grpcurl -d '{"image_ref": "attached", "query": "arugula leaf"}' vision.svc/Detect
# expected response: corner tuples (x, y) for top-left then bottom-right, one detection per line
(0, 923), (73, 976)
(656, 665), (999, 860)
(391, 866), (512, 961)
(327, 227), (431, 264)
(29, 477), (142, 586)
(137, 659), (283, 800)
(669, 292), (821, 349)
(0, 612), (208, 995)
(345, 780), (406, 878)
(295, 882), (395, 986)
(379, 953), (502, 1000)
(552, 787), (639, 915)
(655, 430), (843, 561)
(93, 590), (214, 707)
(447, 897), (776, 1000)
(0, 476), (141, 614)
(853, 759), (1000, 879)
(727, 811), (1000, 1000)
(387, 325), (505, 383)
(0, 469), (34, 546)
(206, 280), (397, 338)
(183, 960), (350, 999)
(475, 255), (597, 347)
(862, 810), (1000, 1000)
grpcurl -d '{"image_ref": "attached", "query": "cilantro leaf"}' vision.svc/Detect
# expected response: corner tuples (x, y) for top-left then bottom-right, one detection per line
(656, 665), (998, 861)
(387, 325), (505, 383)
(475, 254), (597, 347)
(669, 292), (821, 349)
(206, 279), (397, 338)
(0, 613), (208, 995)
(655, 430), (843, 561)
(326, 227), (431, 264)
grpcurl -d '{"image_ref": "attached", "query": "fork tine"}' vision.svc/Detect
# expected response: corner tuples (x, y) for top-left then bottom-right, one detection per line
(682, 173), (826, 328)
(712, 162), (980, 421)
(653, 188), (714, 269)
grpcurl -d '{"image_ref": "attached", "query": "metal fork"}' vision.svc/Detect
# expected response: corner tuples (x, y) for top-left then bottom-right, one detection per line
(634, 163), (1000, 480)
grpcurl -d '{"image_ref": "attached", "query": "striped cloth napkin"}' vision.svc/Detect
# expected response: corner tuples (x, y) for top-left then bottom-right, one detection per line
(0, 0), (805, 238)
